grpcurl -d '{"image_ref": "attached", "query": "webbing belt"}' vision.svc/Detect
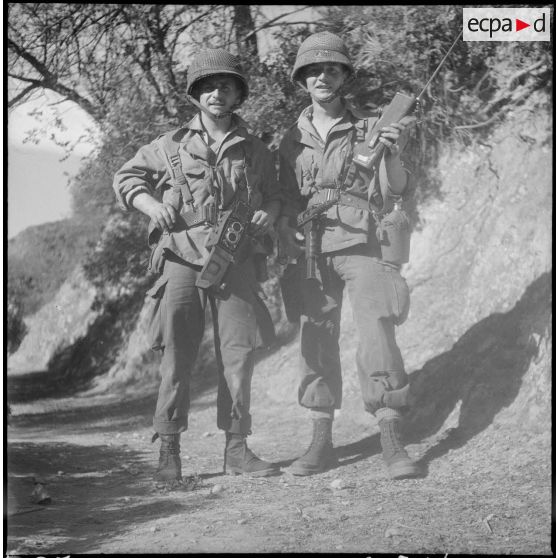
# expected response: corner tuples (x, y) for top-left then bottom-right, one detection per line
(308, 189), (384, 216)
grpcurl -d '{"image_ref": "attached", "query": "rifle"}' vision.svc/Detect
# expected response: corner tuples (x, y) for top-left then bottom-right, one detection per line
(296, 193), (340, 280)
(296, 194), (340, 229)
(352, 30), (463, 171)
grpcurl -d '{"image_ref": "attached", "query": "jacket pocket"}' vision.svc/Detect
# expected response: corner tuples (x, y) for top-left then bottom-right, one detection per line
(146, 276), (168, 351)
(183, 167), (208, 198)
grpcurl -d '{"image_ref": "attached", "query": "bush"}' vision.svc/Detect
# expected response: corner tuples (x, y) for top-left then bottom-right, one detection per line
(7, 298), (27, 354)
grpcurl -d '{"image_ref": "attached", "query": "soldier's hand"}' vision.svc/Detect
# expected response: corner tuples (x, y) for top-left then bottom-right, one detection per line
(250, 210), (274, 236)
(278, 221), (305, 258)
(379, 115), (416, 155)
(147, 202), (178, 233)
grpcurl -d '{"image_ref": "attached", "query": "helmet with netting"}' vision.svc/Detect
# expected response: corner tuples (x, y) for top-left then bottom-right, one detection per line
(187, 49), (249, 104)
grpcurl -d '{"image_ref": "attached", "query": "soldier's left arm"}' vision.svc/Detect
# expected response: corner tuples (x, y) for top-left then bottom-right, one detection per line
(378, 117), (417, 197)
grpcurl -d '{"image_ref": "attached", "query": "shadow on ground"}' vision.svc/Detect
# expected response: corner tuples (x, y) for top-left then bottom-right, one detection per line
(406, 272), (550, 467)
(6, 441), (213, 554)
(325, 272), (550, 472)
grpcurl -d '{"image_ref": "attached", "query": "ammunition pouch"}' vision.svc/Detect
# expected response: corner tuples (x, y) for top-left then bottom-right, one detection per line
(181, 202), (218, 229)
(195, 200), (253, 296)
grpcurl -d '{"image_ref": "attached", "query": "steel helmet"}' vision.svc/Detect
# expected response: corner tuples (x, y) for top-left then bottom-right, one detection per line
(186, 48), (249, 104)
(291, 31), (355, 85)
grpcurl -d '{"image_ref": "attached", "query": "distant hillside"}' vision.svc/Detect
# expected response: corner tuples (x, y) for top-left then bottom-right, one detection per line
(8, 218), (102, 316)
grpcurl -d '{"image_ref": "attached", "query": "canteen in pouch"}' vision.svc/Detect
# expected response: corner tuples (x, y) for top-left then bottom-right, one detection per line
(376, 204), (411, 265)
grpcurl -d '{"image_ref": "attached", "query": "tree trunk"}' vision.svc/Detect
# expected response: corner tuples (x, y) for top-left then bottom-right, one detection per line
(232, 5), (258, 59)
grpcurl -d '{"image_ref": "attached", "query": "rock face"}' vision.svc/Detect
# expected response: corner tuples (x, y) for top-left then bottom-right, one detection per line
(399, 94), (552, 373)
(7, 267), (100, 375)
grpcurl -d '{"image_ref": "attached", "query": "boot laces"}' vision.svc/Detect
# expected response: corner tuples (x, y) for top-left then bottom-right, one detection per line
(302, 420), (331, 457)
(160, 437), (180, 455)
(381, 420), (406, 458)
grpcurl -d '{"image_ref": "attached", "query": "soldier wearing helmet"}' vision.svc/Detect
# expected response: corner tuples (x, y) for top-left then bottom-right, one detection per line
(278, 32), (421, 479)
(113, 49), (283, 482)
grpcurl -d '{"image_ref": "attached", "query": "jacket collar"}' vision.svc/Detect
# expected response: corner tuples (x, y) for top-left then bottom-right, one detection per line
(182, 112), (249, 136)
(180, 112), (250, 164)
(295, 102), (358, 147)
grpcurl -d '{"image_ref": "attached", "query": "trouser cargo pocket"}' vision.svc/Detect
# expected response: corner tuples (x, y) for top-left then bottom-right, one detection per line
(387, 268), (410, 326)
(146, 275), (168, 351)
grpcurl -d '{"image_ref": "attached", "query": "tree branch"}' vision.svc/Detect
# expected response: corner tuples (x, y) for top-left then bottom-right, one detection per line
(242, 19), (319, 41)
(7, 84), (40, 107)
(454, 111), (503, 130)
(507, 59), (545, 89)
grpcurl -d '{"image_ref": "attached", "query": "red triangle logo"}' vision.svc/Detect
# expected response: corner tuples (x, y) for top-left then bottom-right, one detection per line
(516, 18), (530, 31)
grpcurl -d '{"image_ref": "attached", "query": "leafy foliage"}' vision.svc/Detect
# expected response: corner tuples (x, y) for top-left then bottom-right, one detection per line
(7, 299), (27, 354)
(81, 212), (152, 298)
(320, 6), (551, 145)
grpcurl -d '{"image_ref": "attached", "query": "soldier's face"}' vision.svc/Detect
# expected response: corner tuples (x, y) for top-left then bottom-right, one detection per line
(197, 76), (242, 115)
(303, 63), (348, 101)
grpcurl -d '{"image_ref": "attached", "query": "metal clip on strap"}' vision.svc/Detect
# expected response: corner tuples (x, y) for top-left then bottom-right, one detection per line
(168, 154), (188, 186)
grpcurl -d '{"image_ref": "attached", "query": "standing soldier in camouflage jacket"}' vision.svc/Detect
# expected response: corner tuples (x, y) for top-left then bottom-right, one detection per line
(113, 49), (282, 482)
(277, 32), (421, 479)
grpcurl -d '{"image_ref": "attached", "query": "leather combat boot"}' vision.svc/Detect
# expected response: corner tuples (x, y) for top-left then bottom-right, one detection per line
(224, 433), (279, 477)
(289, 418), (337, 476)
(154, 433), (182, 482)
(378, 412), (421, 479)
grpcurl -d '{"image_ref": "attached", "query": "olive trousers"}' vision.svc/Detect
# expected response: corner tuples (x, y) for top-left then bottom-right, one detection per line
(298, 244), (411, 414)
(147, 255), (274, 435)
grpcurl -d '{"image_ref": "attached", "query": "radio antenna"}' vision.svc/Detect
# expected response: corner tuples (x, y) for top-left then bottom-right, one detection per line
(417, 30), (463, 101)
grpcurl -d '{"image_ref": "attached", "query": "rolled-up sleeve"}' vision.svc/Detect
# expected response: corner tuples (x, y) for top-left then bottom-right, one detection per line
(113, 140), (167, 211)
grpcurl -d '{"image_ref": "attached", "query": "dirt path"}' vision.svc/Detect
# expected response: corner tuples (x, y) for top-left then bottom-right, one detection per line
(7, 347), (553, 557)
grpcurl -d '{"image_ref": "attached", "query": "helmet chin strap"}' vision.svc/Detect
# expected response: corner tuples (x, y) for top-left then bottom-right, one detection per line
(186, 94), (235, 120)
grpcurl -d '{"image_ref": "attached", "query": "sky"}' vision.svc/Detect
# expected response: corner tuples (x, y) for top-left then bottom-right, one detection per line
(7, 95), (98, 238)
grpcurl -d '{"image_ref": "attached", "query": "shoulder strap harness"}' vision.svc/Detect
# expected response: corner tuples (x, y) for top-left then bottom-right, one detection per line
(157, 132), (219, 228)
(307, 114), (388, 219)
